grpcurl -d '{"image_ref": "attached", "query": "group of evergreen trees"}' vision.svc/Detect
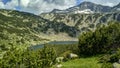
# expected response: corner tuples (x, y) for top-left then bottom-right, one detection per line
(78, 22), (120, 56)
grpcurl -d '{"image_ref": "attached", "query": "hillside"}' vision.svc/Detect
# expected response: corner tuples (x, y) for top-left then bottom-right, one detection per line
(0, 9), (120, 49)
(0, 9), (79, 50)
(0, 8), (120, 48)
(41, 12), (120, 34)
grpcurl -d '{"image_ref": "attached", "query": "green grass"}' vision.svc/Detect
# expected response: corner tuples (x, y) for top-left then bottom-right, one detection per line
(61, 56), (102, 68)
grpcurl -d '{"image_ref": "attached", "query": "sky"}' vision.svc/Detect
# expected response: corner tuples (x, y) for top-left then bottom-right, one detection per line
(0, 0), (120, 14)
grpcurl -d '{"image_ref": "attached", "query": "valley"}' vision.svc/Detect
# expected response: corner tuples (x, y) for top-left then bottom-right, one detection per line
(0, 1), (120, 68)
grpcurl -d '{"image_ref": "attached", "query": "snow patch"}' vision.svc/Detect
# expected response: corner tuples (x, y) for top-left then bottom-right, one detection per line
(74, 9), (94, 14)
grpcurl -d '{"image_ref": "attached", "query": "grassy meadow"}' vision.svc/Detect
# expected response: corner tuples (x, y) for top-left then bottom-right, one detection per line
(61, 56), (102, 68)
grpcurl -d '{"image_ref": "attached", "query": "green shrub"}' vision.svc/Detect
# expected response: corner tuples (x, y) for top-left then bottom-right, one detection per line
(109, 49), (120, 63)
(99, 54), (111, 63)
(99, 49), (120, 67)
(101, 63), (113, 68)
(60, 50), (72, 61)
(45, 43), (79, 56)
(0, 46), (57, 68)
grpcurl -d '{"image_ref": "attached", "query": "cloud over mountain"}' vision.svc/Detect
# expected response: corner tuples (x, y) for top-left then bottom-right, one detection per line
(0, 0), (119, 14)
(0, 0), (76, 14)
(83, 0), (120, 7)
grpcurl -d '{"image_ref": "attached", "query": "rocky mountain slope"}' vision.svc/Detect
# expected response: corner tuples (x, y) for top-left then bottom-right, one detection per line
(40, 2), (120, 37)
(40, 12), (120, 34)
(0, 9), (78, 48)
(112, 3), (120, 11)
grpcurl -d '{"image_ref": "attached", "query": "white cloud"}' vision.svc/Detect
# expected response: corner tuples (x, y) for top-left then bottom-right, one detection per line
(21, 0), (76, 14)
(5, 0), (19, 9)
(82, 0), (120, 7)
(0, 0), (75, 14)
(20, 0), (30, 7)
(0, 2), (5, 9)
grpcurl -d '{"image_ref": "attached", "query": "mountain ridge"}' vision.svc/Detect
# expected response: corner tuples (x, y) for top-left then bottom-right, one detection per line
(40, 12), (120, 35)
(49, 1), (120, 14)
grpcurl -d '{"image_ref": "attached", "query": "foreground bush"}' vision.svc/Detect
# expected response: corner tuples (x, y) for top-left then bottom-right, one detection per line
(101, 63), (113, 68)
(99, 49), (120, 68)
(45, 43), (79, 56)
(0, 46), (56, 68)
(100, 49), (120, 63)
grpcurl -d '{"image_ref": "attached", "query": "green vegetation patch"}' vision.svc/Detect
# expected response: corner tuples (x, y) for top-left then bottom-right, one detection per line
(61, 56), (102, 68)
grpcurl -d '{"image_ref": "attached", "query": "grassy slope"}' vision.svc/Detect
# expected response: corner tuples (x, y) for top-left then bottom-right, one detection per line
(61, 56), (102, 68)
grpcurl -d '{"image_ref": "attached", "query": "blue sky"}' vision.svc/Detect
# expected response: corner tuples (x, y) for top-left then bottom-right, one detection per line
(2, 0), (11, 4)
(76, 0), (82, 5)
(0, 0), (119, 14)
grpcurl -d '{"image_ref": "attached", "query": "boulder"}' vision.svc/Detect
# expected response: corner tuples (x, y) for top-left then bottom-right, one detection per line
(113, 62), (120, 68)
(56, 57), (64, 63)
(118, 59), (120, 64)
(56, 64), (63, 68)
(69, 53), (78, 59)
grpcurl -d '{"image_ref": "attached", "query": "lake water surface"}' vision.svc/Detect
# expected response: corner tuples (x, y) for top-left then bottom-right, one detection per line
(30, 41), (78, 50)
